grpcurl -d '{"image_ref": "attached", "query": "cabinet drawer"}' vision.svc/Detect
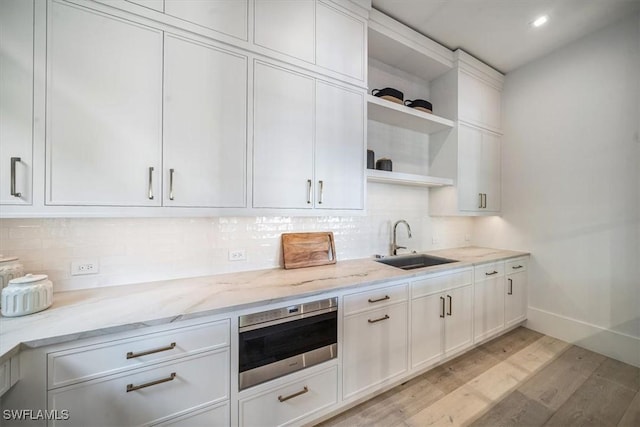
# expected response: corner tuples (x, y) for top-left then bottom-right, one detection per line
(152, 401), (229, 427)
(48, 319), (229, 389)
(239, 366), (337, 427)
(48, 350), (229, 427)
(343, 283), (408, 316)
(506, 257), (528, 273)
(474, 262), (505, 280)
(411, 269), (473, 299)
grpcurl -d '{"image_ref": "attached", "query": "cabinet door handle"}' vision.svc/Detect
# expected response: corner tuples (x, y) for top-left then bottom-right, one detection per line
(126, 342), (176, 359)
(478, 193), (483, 209)
(440, 296), (445, 318)
(306, 179), (312, 204)
(10, 157), (22, 197)
(482, 193), (487, 208)
(368, 314), (390, 324)
(368, 295), (390, 304)
(508, 278), (513, 295)
(485, 270), (498, 276)
(512, 265), (523, 270)
(278, 386), (309, 402)
(148, 167), (155, 200)
(126, 372), (176, 392)
(318, 180), (324, 204)
(169, 168), (175, 201)
(447, 295), (452, 316)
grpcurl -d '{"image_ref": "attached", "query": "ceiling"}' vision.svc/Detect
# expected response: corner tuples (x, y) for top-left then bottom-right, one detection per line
(371, 0), (640, 73)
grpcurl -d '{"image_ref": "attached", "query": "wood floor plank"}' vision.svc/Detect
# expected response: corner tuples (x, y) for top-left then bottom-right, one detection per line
(519, 345), (606, 410)
(480, 327), (544, 360)
(469, 390), (553, 427)
(617, 392), (640, 427)
(593, 358), (640, 392)
(544, 376), (636, 426)
(423, 348), (501, 395)
(505, 335), (570, 374)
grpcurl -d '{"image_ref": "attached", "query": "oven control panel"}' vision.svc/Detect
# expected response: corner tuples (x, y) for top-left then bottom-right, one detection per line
(239, 297), (337, 329)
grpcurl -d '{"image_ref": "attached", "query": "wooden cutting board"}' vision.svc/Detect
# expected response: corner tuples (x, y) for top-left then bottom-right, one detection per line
(282, 232), (336, 269)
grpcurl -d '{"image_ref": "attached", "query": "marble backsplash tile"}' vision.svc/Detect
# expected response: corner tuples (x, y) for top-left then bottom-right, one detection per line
(0, 185), (473, 291)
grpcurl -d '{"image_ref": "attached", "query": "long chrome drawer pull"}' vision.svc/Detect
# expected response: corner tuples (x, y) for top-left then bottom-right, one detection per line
(368, 314), (390, 324)
(440, 296), (445, 318)
(447, 295), (452, 316)
(512, 265), (523, 269)
(307, 179), (312, 204)
(478, 193), (483, 209)
(508, 278), (513, 295)
(368, 295), (390, 303)
(169, 168), (175, 200)
(278, 386), (308, 402)
(126, 342), (176, 359)
(126, 372), (176, 392)
(148, 166), (155, 200)
(10, 157), (21, 197)
(485, 270), (499, 276)
(318, 180), (324, 204)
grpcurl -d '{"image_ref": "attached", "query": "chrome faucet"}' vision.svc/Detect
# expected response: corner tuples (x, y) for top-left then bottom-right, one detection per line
(392, 220), (412, 255)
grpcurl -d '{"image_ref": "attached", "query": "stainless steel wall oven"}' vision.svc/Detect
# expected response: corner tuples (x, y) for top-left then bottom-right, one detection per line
(238, 297), (338, 390)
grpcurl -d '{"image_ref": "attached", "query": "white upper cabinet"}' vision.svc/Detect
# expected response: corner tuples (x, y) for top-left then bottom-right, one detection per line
(316, 1), (365, 81)
(254, 0), (315, 63)
(253, 62), (315, 209)
(0, 0), (33, 205)
(164, 0), (248, 41)
(46, 1), (163, 206)
(163, 35), (247, 208)
(459, 69), (502, 132)
(315, 81), (364, 210)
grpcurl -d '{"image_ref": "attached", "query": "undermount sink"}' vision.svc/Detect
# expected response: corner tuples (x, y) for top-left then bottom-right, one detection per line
(375, 254), (457, 270)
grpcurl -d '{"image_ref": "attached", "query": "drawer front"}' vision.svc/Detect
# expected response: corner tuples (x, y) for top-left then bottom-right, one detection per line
(49, 319), (229, 389)
(474, 262), (505, 280)
(0, 359), (9, 397)
(343, 283), (408, 316)
(152, 401), (229, 427)
(411, 269), (473, 299)
(506, 257), (528, 273)
(48, 350), (229, 427)
(239, 366), (338, 427)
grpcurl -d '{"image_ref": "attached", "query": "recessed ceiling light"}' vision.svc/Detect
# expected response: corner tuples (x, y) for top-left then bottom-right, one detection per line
(531, 15), (549, 28)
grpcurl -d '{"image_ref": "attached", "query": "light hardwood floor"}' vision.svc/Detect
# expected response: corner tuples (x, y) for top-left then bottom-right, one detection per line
(317, 327), (640, 427)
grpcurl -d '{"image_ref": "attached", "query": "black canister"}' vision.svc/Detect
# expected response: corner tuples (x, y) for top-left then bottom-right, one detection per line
(367, 150), (375, 169)
(375, 158), (392, 171)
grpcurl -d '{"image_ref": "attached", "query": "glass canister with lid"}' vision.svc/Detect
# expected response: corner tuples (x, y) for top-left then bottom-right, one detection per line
(0, 256), (24, 307)
(1, 274), (53, 317)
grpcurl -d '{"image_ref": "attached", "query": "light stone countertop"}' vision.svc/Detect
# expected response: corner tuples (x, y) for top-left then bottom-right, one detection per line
(0, 246), (527, 364)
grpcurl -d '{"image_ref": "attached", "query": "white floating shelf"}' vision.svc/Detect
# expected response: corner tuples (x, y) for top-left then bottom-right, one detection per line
(367, 169), (454, 187)
(367, 95), (454, 134)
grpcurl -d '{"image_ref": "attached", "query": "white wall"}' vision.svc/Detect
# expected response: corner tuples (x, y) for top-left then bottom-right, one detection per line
(0, 184), (473, 292)
(474, 14), (640, 366)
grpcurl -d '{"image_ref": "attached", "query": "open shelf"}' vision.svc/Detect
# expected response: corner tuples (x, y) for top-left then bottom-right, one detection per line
(367, 95), (454, 134)
(367, 169), (454, 187)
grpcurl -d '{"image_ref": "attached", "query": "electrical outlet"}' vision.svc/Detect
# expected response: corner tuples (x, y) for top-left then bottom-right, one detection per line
(465, 234), (472, 242)
(71, 260), (99, 276)
(228, 249), (246, 261)
(432, 237), (440, 245)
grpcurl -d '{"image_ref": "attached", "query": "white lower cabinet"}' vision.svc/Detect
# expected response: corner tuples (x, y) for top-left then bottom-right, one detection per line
(505, 257), (528, 328)
(411, 269), (473, 369)
(342, 285), (408, 399)
(473, 261), (506, 342)
(152, 401), (229, 427)
(239, 366), (337, 427)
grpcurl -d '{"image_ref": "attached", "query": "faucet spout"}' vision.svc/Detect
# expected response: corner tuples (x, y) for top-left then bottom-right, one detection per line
(392, 220), (412, 255)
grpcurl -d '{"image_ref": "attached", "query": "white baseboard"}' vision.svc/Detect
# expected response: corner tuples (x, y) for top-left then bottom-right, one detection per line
(526, 307), (640, 367)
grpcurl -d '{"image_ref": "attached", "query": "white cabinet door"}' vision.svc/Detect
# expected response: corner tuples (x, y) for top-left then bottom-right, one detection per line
(0, 0), (33, 205)
(253, 62), (314, 209)
(46, 2), (163, 206)
(315, 81), (364, 210)
(343, 303), (408, 398)
(459, 70), (501, 131)
(481, 131), (501, 212)
(474, 263), (505, 342)
(457, 124), (482, 212)
(411, 293), (444, 369)
(254, 0), (315, 63)
(165, 0), (248, 41)
(163, 35), (246, 207)
(316, 2), (365, 81)
(505, 259), (528, 328)
(443, 284), (473, 354)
